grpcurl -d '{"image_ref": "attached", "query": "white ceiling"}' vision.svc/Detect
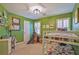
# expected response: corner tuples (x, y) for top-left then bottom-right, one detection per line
(2, 3), (75, 19)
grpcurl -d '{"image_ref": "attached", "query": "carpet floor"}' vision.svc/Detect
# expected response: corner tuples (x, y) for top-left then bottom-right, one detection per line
(11, 42), (43, 55)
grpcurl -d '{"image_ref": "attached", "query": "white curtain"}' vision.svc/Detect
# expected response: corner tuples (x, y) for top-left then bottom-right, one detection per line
(35, 22), (40, 35)
(57, 18), (69, 31)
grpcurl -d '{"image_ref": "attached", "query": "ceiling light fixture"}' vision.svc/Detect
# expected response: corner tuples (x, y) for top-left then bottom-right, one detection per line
(29, 6), (43, 15)
(33, 8), (40, 14)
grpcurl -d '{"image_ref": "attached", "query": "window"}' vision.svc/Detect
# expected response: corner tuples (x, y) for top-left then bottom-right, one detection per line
(34, 22), (40, 35)
(57, 18), (69, 31)
(57, 19), (63, 29)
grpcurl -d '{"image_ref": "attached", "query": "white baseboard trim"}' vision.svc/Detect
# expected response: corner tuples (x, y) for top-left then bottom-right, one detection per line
(16, 42), (24, 45)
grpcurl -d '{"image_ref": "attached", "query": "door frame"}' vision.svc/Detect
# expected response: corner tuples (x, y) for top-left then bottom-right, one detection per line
(24, 20), (30, 44)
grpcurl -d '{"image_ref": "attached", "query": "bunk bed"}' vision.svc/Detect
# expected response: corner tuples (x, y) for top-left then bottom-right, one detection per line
(42, 31), (79, 55)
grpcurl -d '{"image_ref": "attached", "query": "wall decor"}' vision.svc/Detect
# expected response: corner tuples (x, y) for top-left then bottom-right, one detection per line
(42, 24), (54, 29)
(11, 17), (20, 30)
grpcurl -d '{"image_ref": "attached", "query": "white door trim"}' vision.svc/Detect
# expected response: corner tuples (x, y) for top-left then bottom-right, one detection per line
(24, 20), (30, 44)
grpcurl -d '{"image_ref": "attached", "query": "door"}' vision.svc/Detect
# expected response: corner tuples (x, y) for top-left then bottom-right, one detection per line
(24, 20), (30, 44)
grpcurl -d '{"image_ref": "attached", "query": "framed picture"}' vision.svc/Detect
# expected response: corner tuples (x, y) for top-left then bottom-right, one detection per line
(11, 17), (20, 30)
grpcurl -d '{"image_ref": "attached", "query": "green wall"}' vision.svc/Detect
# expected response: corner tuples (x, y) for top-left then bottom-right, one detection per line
(34, 12), (72, 36)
